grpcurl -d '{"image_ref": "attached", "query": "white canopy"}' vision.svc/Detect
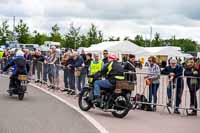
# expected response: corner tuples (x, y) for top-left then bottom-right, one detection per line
(84, 41), (192, 58)
(144, 46), (190, 58)
(85, 41), (147, 55)
(197, 52), (200, 58)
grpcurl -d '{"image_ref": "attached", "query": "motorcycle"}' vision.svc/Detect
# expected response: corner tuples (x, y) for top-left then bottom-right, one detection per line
(78, 76), (134, 118)
(8, 75), (28, 100)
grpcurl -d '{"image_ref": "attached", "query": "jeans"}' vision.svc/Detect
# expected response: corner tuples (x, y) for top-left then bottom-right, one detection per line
(43, 64), (48, 82)
(167, 80), (184, 108)
(69, 70), (75, 90)
(64, 68), (69, 88)
(167, 81), (173, 100)
(54, 65), (60, 86)
(149, 83), (159, 105)
(48, 64), (55, 84)
(94, 80), (113, 96)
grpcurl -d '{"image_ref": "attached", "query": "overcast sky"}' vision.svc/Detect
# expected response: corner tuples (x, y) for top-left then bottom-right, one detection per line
(0, 0), (200, 41)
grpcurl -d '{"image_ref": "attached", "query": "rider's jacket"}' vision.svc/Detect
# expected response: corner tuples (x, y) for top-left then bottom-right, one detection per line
(94, 61), (124, 85)
(3, 56), (29, 75)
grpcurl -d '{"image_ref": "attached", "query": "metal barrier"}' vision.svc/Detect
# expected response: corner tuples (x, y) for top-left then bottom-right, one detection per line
(124, 71), (200, 114)
(34, 61), (79, 95)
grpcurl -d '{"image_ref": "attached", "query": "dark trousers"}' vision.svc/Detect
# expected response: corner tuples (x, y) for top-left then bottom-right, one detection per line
(188, 84), (199, 111)
(167, 79), (184, 108)
(149, 83), (159, 106)
(36, 62), (43, 80)
(69, 70), (75, 90)
(64, 68), (69, 88)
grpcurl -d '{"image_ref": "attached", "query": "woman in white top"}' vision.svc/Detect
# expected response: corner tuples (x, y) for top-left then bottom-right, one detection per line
(145, 56), (160, 111)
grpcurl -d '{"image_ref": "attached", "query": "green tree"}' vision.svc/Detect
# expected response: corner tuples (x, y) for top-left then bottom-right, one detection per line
(0, 20), (11, 45)
(64, 23), (81, 48)
(151, 32), (162, 46)
(131, 35), (146, 47)
(164, 36), (198, 52)
(86, 24), (103, 47)
(50, 24), (63, 43)
(33, 30), (49, 45)
(15, 19), (31, 44)
(108, 36), (120, 41)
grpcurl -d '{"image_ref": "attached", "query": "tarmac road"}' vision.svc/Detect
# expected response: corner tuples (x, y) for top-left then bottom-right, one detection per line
(0, 76), (99, 133)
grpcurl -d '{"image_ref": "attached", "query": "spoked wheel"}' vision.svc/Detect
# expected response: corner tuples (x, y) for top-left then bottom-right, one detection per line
(112, 95), (130, 118)
(78, 88), (92, 111)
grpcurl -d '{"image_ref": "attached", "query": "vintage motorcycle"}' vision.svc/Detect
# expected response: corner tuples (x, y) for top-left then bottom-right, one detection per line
(78, 76), (134, 118)
(8, 75), (28, 100)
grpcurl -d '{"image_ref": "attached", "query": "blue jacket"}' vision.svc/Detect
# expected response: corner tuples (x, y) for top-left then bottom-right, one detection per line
(3, 56), (29, 75)
(161, 64), (184, 89)
(69, 56), (84, 71)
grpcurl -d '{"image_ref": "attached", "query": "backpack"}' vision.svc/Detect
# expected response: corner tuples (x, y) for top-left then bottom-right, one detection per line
(133, 93), (152, 111)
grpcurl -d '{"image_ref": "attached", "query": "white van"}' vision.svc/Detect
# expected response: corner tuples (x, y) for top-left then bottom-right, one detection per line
(44, 41), (61, 48)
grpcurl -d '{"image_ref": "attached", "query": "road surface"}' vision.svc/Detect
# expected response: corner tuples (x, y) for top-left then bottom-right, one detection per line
(0, 76), (99, 133)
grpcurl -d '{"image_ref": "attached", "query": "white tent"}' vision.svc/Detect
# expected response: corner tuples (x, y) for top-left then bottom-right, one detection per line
(144, 46), (181, 53)
(85, 41), (148, 55)
(144, 46), (189, 58)
(197, 52), (200, 58)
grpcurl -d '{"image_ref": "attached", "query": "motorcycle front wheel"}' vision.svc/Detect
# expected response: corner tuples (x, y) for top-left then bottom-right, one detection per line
(78, 88), (92, 111)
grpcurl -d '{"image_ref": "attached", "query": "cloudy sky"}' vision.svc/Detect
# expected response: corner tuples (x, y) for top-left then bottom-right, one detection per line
(0, 0), (200, 41)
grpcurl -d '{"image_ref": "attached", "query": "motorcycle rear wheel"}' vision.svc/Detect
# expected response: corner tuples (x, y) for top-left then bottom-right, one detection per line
(112, 95), (130, 118)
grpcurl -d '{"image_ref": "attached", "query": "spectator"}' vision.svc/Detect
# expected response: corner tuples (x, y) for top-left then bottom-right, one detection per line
(67, 52), (76, 95)
(69, 52), (84, 94)
(24, 49), (32, 79)
(43, 50), (52, 83)
(145, 56), (160, 111)
(80, 49), (86, 62)
(85, 53), (92, 75)
(2, 49), (10, 70)
(161, 58), (184, 114)
(24, 49), (32, 61)
(33, 50), (45, 83)
(124, 54), (137, 83)
(49, 46), (60, 89)
(89, 53), (103, 83)
(61, 52), (70, 91)
(102, 50), (109, 64)
(184, 59), (200, 116)
(80, 50), (87, 88)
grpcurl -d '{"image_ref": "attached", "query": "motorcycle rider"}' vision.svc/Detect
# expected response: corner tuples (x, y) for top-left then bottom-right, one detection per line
(2, 50), (29, 91)
(92, 54), (124, 103)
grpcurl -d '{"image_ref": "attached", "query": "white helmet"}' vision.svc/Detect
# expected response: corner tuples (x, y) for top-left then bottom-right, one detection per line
(16, 50), (24, 56)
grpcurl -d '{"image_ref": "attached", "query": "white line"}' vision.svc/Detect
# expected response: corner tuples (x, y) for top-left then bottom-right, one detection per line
(30, 83), (110, 133)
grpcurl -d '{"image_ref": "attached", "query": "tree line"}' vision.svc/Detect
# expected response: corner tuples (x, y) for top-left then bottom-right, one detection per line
(0, 19), (199, 52)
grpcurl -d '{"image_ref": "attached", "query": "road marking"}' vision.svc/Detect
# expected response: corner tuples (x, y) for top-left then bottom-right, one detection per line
(30, 83), (110, 133)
